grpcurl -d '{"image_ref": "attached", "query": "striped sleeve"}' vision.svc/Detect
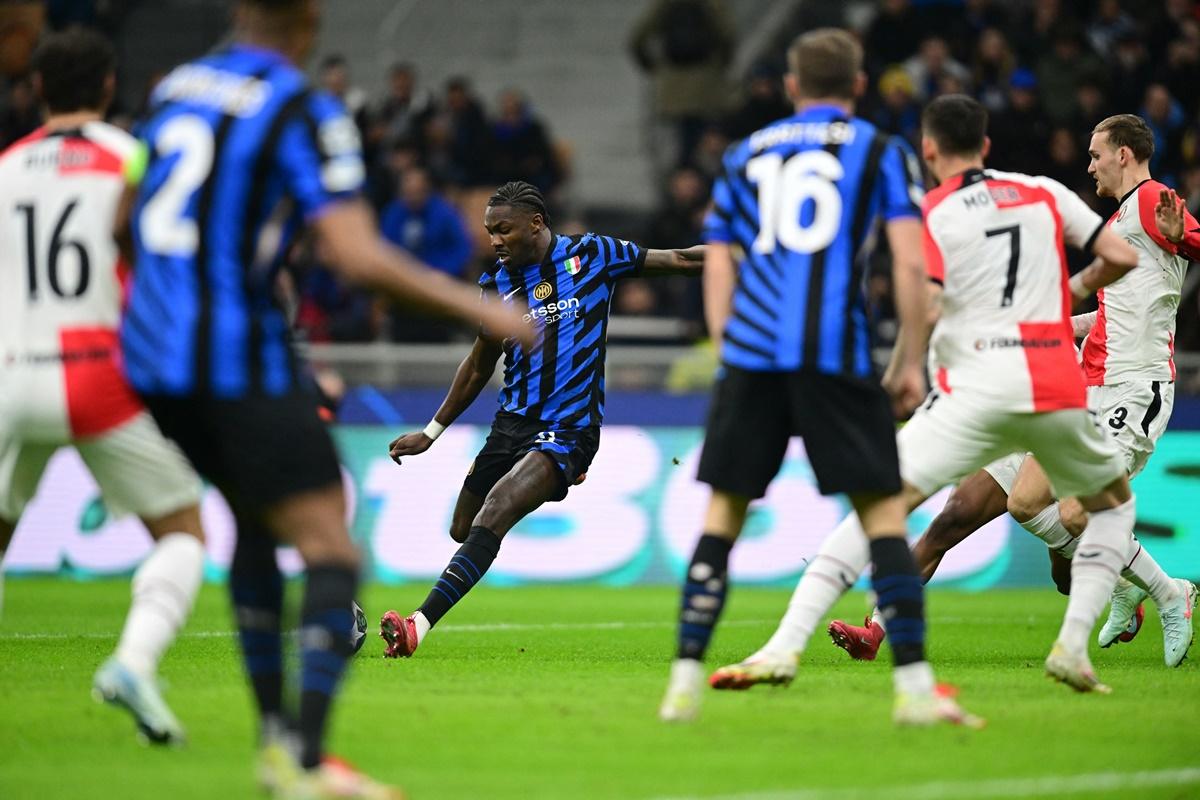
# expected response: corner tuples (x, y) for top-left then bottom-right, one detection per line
(878, 137), (923, 221)
(276, 91), (365, 220)
(593, 234), (646, 280)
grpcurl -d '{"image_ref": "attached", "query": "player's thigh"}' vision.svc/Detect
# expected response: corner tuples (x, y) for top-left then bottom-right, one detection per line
(981, 452), (1026, 496)
(697, 367), (791, 500)
(0, 433), (57, 523)
(1091, 381), (1172, 479)
(1019, 409), (1126, 500)
(475, 451), (562, 535)
(926, 468), (1010, 546)
(449, 486), (486, 543)
(896, 393), (1011, 498)
(74, 411), (203, 521)
(462, 414), (523, 503)
(1006, 456), (1056, 522)
(791, 372), (903, 497)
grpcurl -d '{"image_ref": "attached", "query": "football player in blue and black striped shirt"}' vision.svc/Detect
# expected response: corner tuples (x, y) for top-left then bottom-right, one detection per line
(658, 29), (978, 727)
(380, 181), (704, 657)
(119, 1), (528, 795)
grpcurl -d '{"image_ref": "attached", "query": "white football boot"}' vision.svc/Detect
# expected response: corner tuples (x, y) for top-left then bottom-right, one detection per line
(1098, 578), (1149, 648)
(659, 659), (705, 722)
(708, 650), (798, 690)
(1160, 579), (1197, 668)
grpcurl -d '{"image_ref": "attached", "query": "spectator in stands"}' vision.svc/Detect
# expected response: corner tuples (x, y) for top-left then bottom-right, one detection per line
(903, 36), (971, 102)
(723, 62), (791, 141)
(1087, 0), (1138, 56)
(686, 124), (729, 183)
(943, 0), (1012, 65)
(862, 0), (928, 77)
(0, 76), (39, 148)
(319, 54), (369, 133)
(290, 242), (384, 344)
(1156, 33), (1200, 117)
(1035, 26), (1105, 126)
(1142, 83), (1187, 183)
(1073, 77), (1114, 130)
(379, 166), (472, 279)
(439, 76), (491, 187)
(869, 66), (920, 144)
(645, 166), (708, 322)
(987, 68), (1051, 176)
(629, 0), (735, 171)
(1045, 127), (1092, 197)
(1012, 0), (1072, 67)
(489, 89), (561, 196)
(971, 27), (1015, 112)
(1109, 30), (1156, 112)
(374, 62), (433, 153)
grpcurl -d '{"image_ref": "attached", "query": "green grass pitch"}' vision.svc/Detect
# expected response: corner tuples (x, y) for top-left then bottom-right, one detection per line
(1, 578), (1198, 799)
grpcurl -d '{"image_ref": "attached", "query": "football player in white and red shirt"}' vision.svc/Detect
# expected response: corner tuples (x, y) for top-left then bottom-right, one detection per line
(0, 29), (204, 744)
(710, 95), (1142, 697)
(826, 114), (1197, 669)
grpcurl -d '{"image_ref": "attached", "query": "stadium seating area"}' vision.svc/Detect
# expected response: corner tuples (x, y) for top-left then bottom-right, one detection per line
(2, 0), (1199, 361)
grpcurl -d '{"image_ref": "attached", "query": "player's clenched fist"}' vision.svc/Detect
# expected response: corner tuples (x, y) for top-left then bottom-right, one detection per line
(389, 432), (434, 465)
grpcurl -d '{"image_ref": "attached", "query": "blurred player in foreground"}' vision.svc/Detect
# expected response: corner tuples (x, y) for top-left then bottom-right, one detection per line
(380, 180), (704, 657)
(120, 1), (528, 797)
(708, 93), (1145, 701)
(827, 114), (1197, 667)
(658, 29), (975, 726)
(0, 28), (206, 746)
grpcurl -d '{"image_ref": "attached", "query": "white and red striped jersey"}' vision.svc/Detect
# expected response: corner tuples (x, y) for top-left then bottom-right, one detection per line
(922, 168), (1104, 412)
(0, 122), (145, 438)
(1080, 179), (1200, 386)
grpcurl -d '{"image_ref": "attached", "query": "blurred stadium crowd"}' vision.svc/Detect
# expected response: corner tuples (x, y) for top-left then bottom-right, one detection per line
(1, 0), (1199, 361)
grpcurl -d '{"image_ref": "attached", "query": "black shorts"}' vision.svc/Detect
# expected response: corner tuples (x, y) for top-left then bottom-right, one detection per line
(142, 391), (342, 510)
(463, 411), (600, 502)
(697, 366), (901, 499)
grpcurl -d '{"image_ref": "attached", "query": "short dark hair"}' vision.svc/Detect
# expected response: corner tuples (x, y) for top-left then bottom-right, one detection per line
(488, 181), (549, 222)
(31, 27), (115, 115)
(922, 94), (989, 157)
(787, 28), (862, 100)
(1092, 114), (1154, 163)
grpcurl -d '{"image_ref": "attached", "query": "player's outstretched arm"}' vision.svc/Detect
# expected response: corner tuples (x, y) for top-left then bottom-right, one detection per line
(642, 245), (706, 276)
(315, 199), (533, 347)
(389, 334), (505, 465)
(701, 243), (735, 351)
(1067, 227), (1138, 303)
(882, 217), (930, 418)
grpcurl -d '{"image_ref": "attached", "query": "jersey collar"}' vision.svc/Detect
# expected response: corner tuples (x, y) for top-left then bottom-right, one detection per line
(1118, 178), (1152, 207)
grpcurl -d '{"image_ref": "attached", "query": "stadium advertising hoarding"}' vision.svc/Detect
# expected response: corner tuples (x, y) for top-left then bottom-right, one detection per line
(7, 426), (1200, 587)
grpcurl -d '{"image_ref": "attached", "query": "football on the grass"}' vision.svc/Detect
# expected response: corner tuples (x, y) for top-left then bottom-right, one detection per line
(351, 600), (368, 654)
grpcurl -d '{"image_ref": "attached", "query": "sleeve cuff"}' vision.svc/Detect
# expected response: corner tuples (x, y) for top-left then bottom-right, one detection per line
(1083, 221), (1104, 253)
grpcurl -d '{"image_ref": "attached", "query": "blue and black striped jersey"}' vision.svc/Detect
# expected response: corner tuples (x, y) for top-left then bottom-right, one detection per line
(480, 232), (645, 429)
(704, 105), (923, 377)
(122, 44), (365, 398)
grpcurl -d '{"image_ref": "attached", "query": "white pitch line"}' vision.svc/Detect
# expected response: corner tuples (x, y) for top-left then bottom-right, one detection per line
(648, 766), (1200, 800)
(0, 615), (1045, 641)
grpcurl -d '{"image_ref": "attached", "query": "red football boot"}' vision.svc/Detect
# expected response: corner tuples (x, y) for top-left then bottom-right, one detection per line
(828, 615), (886, 661)
(379, 611), (420, 659)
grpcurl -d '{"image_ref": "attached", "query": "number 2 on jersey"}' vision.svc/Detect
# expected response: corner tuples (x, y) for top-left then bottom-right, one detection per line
(747, 150), (844, 255)
(984, 225), (1021, 307)
(140, 114), (214, 257)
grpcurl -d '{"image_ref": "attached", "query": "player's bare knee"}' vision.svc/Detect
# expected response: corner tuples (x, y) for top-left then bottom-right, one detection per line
(448, 517), (471, 544)
(1006, 492), (1045, 525)
(141, 504), (205, 543)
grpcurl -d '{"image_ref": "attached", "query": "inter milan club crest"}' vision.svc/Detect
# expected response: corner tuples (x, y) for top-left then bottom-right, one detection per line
(533, 281), (554, 301)
(563, 255), (582, 275)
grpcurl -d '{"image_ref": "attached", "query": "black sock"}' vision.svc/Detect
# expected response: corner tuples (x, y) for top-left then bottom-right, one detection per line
(230, 536), (284, 725)
(298, 564), (358, 769)
(418, 526), (501, 627)
(676, 533), (733, 661)
(869, 536), (926, 667)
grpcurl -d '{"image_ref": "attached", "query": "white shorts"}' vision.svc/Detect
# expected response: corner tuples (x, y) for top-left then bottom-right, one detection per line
(899, 393), (1126, 501)
(982, 452), (1026, 495)
(1089, 380), (1174, 479)
(0, 411), (202, 521)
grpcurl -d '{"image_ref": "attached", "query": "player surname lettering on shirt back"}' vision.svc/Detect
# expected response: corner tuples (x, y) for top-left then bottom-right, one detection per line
(152, 63), (270, 117)
(749, 120), (856, 152)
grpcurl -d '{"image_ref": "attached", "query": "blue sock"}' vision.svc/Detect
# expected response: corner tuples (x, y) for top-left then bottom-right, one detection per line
(869, 536), (926, 666)
(676, 533), (733, 661)
(230, 540), (285, 726)
(418, 526), (501, 626)
(298, 564), (358, 769)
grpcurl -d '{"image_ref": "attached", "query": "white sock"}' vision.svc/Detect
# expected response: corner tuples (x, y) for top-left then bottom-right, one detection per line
(761, 513), (869, 656)
(114, 533), (204, 677)
(1057, 498), (1136, 654)
(893, 660), (935, 696)
(1019, 504), (1074, 552)
(870, 607), (885, 628)
(1123, 538), (1181, 608)
(412, 610), (432, 644)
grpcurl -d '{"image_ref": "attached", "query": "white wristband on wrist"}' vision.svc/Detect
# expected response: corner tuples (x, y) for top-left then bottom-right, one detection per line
(423, 420), (446, 441)
(1068, 272), (1090, 300)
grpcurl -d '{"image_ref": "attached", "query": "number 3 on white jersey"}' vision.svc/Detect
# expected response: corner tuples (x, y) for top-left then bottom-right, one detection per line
(140, 115), (214, 257)
(747, 150), (844, 255)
